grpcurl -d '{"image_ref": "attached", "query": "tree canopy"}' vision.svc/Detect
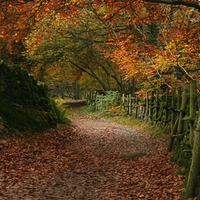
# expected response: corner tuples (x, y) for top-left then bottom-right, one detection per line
(0, 1), (200, 199)
(0, 0), (199, 94)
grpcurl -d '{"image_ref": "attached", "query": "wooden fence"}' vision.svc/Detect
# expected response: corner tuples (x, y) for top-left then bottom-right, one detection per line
(87, 82), (198, 139)
(86, 80), (200, 199)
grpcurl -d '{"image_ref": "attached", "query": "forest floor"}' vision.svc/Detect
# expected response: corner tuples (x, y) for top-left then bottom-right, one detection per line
(0, 109), (185, 200)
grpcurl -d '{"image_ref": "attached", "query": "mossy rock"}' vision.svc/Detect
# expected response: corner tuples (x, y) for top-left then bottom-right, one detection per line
(0, 61), (58, 132)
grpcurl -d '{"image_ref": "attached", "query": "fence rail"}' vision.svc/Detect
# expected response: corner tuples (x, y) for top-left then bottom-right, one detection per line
(87, 82), (198, 141)
(86, 80), (200, 199)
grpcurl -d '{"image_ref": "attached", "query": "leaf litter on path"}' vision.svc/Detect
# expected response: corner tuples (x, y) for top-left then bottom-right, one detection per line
(0, 113), (184, 200)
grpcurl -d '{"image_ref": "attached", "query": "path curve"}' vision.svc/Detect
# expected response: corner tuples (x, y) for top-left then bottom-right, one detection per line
(69, 111), (184, 200)
(0, 110), (184, 200)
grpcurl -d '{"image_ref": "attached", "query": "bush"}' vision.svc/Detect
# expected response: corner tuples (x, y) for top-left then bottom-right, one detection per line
(96, 91), (125, 116)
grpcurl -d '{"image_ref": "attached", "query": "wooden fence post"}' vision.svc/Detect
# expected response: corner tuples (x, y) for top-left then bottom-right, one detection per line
(89, 92), (93, 105)
(126, 95), (129, 114)
(155, 89), (159, 123)
(168, 87), (182, 152)
(86, 92), (89, 104)
(149, 91), (154, 122)
(92, 91), (97, 107)
(128, 94), (132, 115)
(171, 88), (176, 130)
(95, 92), (99, 110)
(144, 92), (149, 121)
(177, 87), (182, 113)
(122, 94), (125, 104)
(140, 99), (145, 119)
(135, 96), (138, 119)
(177, 85), (188, 136)
(164, 88), (170, 126)
(184, 95), (200, 200)
(189, 80), (197, 147)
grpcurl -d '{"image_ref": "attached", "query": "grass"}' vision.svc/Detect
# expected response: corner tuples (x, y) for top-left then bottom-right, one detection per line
(78, 105), (96, 114)
(109, 115), (170, 137)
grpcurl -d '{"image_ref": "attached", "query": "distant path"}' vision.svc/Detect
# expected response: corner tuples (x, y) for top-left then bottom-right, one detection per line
(0, 109), (184, 200)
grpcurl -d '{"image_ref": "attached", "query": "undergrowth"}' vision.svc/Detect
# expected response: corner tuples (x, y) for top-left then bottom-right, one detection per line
(50, 99), (71, 126)
(79, 91), (167, 137)
(78, 105), (167, 137)
(109, 116), (168, 137)
(96, 91), (126, 116)
(78, 104), (96, 114)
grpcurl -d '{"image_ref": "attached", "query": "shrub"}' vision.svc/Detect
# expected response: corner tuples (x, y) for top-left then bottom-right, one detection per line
(96, 91), (125, 116)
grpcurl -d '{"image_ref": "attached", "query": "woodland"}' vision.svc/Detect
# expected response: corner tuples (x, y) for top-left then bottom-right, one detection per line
(0, 0), (200, 199)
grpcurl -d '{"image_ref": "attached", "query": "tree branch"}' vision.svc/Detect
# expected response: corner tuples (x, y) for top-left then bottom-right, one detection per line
(144, 0), (200, 11)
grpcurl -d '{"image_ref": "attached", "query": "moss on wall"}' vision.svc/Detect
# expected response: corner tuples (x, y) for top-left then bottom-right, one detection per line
(0, 61), (58, 132)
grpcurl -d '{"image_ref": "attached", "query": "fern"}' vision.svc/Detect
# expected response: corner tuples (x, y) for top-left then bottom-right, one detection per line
(50, 99), (70, 125)
(96, 91), (124, 116)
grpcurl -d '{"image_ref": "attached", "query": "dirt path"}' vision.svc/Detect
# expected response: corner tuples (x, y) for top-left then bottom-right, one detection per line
(0, 111), (184, 200)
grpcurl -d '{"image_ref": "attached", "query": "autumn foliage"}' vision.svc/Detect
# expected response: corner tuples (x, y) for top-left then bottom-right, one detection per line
(0, 1), (200, 199)
(0, 0), (199, 94)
